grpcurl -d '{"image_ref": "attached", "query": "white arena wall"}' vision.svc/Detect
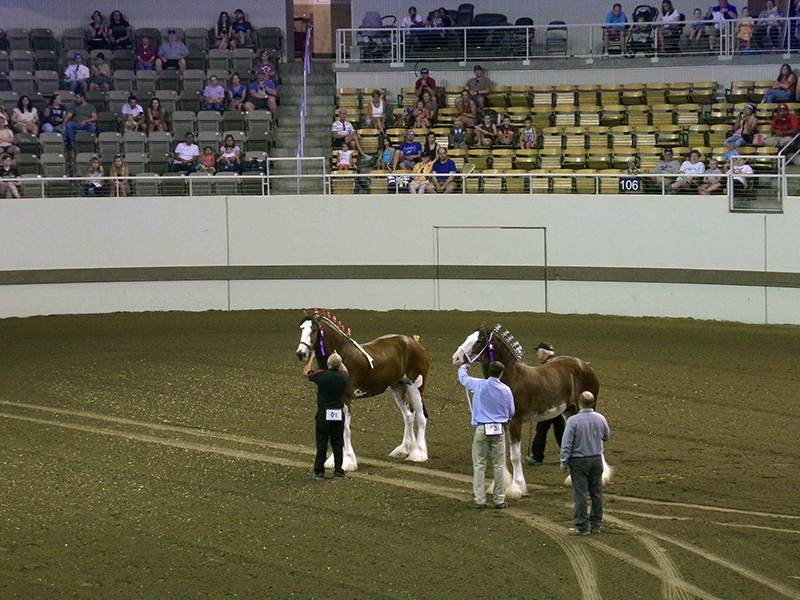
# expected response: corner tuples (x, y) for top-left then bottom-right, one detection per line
(1, 194), (799, 324)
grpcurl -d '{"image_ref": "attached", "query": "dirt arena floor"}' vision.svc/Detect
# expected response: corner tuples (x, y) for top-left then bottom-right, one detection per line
(1, 309), (799, 600)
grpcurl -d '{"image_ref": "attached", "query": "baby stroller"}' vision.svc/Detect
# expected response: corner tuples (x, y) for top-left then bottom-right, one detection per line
(358, 11), (396, 62)
(627, 5), (659, 55)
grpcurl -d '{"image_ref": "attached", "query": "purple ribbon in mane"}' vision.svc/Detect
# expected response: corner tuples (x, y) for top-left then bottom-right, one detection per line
(488, 341), (495, 363)
(318, 328), (326, 357)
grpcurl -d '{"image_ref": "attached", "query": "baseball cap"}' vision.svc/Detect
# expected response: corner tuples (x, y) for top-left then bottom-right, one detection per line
(778, 103), (789, 110)
(420, 68), (429, 74)
(535, 342), (554, 352)
(473, 64), (483, 71)
(407, 129), (415, 136)
(167, 28), (176, 33)
(73, 51), (83, 58)
(663, 147), (673, 153)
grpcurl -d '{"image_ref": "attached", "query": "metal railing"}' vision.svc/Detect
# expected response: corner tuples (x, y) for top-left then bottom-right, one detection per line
(336, 16), (800, 65)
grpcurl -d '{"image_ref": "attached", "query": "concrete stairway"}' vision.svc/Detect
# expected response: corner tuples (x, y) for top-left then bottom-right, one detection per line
(268, 61), (336, 194)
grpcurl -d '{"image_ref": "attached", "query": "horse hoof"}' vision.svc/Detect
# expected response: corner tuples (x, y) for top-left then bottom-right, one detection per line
(389, 446), (410, 458)
(505, 483), (525, 500)
(405, 449), (428, 462)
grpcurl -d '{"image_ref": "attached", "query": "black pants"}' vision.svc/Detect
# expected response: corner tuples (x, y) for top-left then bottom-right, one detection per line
(314, 412), (345, 476)
(530, 415), (565, 462)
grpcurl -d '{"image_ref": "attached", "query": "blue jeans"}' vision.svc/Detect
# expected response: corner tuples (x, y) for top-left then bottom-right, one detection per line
(763, 89), (794, 104)
(65, 80), (87, 96)
(64, 121), (97, 144)
(569, 455), (604, 532)
(724, 135), (747, 148)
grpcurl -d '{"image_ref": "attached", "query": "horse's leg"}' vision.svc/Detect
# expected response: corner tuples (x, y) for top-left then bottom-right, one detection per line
(324, 403), (358, 471)
(601, 454), (614, 485)
(404, 375), (428, 462)
(504, 418), (528, 499)
(388, 385), (416, 459)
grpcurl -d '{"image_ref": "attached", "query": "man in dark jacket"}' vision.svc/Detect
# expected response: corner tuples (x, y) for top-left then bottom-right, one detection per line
(527, 342), (566, 466)
(304, 352), (349, 480)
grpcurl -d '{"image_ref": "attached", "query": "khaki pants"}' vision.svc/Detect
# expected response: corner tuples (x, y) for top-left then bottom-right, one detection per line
(472, 425), (506, 505)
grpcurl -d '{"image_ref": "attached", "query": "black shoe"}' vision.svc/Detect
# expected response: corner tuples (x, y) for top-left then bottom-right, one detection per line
(569, 529), (590, 536)
(524, 457), (543, 466)
(472, 503), (486, 510)
(590, 528), (602, 534)
(333, 472), (346, 480)
(313, 473), (325, 481)
(494, 502), (508, 509)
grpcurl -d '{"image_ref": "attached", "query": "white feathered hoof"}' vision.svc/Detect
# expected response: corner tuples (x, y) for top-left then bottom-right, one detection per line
(324, 454), (358, 472)
(505, 482), (525, 500)
(405, 447), (428, 462)
(389, 444), (410, 458)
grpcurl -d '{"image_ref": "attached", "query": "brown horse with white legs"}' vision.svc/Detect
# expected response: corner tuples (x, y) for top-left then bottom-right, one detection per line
(452, 324), (608, 499)
(296, 310), (430, 471)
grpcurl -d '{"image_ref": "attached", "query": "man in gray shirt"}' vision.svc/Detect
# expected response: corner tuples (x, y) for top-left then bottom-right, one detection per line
(63, 92), (97, 145)
(560, 391), (610, 535)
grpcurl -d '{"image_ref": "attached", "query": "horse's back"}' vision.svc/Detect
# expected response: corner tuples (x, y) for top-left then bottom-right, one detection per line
(509, 356), (599, 421)
(354, 333), (430, 392)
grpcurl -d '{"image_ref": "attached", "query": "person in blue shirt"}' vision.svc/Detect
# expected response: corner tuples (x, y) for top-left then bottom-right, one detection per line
(458, 361), (516, 509)
(426, 147), (458, 193)
(603, 3), (628, 56)
(393, 130), (422, 170)
(560, 391), (611, 535)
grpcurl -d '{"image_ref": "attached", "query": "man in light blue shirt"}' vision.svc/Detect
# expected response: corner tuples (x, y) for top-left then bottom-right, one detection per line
(603, 3), (628, 56)
(561, 391), (611, 534)
(458, 361), (515, 509)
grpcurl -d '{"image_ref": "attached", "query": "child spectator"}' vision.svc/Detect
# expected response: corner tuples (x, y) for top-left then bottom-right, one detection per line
(698, 158), (722, 195)
(84, 156), (106, 196)
(0, 154), (21, 198)
(729, 157), (754, 193)
(688, 8), (705, 45)
(409, 154), (433, 194)
(200, 146), (216, 172)
(337, 140), (354, 169)
(109, 155), (130, 197)
(89, 53), (112, 92)
(724, 140), (739, 167)
(735, 7), (755, 51)
(449, 116), (469, 150)
(475, 113), (497, 147)
(496, 114), (515, 146)
(227, 73), (247, 112)
(412, 99), (431, 129)
(519, 116), (537, 149)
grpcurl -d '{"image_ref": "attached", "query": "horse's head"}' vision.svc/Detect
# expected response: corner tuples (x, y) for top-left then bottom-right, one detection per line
(296, 316), (317, 361)
(452, 327), (490, 366)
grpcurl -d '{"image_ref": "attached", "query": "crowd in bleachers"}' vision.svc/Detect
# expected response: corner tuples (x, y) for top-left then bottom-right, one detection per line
(0, 12), (283, 194)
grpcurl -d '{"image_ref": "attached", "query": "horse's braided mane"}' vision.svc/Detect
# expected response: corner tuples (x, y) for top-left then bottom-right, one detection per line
(491, 323), (525, 361)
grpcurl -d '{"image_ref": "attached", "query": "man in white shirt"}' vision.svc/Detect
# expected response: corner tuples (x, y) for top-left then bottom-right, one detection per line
(401, 6), (424, 27)
(171, 132), (200, 173)
(120, 95), (144, 131)
(64, 52), (91, 96)
(331, 109), (367, 157)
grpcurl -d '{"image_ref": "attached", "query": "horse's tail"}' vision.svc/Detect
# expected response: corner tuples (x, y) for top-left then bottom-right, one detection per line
(567, 359), (600, 415)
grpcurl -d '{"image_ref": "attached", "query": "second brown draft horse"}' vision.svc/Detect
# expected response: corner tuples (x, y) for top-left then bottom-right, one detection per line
(452, 325), (607, 498)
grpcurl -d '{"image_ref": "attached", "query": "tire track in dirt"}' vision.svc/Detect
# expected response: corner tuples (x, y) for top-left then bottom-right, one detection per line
(613, 509), (800, 536)
(632, 533), (693, 600)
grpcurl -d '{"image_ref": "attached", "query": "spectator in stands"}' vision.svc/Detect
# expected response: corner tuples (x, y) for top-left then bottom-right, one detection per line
(496, 114), (516, 146)
(412, 99), (431, 129)
(761, 64), (797, 104)
(41, 94), (71, 134)
(244, 66), (278, 119)
(706, 0), (738, 51)
(757, 0), (784, 50)
(64, 52), (91, 96)
(135, 36), (157, 71)
(200, 146), (216, 172)
(156, 29), (189, 73)
(0, 116), (15, 157)
(84, 156), (106, 196)
(231, 9), (253, 49)
(519, 116), (537, 149)
(728, 156), (753, 194)
(86, 11), (109, 51)
(688, 8), (705, 47)
(725, 104), (758, 148)
(670, 149), (706, 193)
(377, 137), (396, 170)
(331, 109), (367, 157)
(724, 139), (739, 163)
(11, 95), (39, 135)
(255, 50), (278, 76)
(202, 75), (226, 112)
(647, 147), (680, 191)
(415, 68), (438, 99)
(63, 92), (97, 146)
(336, 140), (354, 169)
(121, 95), (145, 132)
(422, 131), (440, 160)
(0, 101), (8, 123)
(455, 89), (478, 126)
(698, 158), (723, 194)
(144, 97), (169, 134)
(475, 113), (498, 147)
(89, 52), (112, 92)
(465, 66), (493, 112)
(215, 11), (234, 50)
(735, 6), (755, 51)
(0, 154), (21, 198)
(426, 8), (445, 31)
(109, 155), (130, 197)
(227, 73), (247, 112)
(449, 115), (470, 149)
(217, 134), (242, 172)
(366, 90), (386, 135)
(393, 130), (423, 170)
(171, 132), (200, 173)
(108, 10), (133, 50)
(421, 90), (438, 124)
(409, 153), (433, 193)
(765, 104), (800, 147)
(438, 6), (455, 27)
(426, 146), (457, 193)
(657, 0), (683, 53)
(401, 6), (425, 27)
(603, 3), (628, 58)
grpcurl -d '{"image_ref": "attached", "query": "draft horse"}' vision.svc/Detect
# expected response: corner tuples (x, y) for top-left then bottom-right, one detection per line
(452, 325), (608, 499)
(296, 310), (430, 471)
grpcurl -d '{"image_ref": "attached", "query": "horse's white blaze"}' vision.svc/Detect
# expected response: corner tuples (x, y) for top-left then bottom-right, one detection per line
(506, 439), (528, 499)
(297, 319), (313, 360)
(452, 331), (480, 365)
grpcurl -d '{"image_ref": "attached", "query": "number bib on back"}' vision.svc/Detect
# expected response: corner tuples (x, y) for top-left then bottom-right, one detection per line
(326, 409), (343, 421)
(484, 423), (503, 435)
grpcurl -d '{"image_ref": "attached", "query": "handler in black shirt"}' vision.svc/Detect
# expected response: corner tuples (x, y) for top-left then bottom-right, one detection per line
(304, 352), (348, 480)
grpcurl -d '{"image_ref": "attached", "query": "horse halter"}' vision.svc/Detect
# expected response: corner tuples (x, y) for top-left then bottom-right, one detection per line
(458, 329), (493, 364)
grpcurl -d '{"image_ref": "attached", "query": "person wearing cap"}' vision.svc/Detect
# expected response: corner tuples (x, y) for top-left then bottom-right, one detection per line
(303, 351), (349, 481)
(245, 67), (279, 119)
(64, 52), (90, 96)
(393, 129), (423, 170)
(231, 9), (253, 49)
(62, 92), (97, 145)
(415, 68), (438, 99)
(527, 343), (566, 466)
(765, 104), (800, 147)
(560, 391), (611, 535)
(725, 104), (759, 148)
(331, 108), (367, 157)
(464, 65), (493, 112)
(156, 29), (189, 73)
